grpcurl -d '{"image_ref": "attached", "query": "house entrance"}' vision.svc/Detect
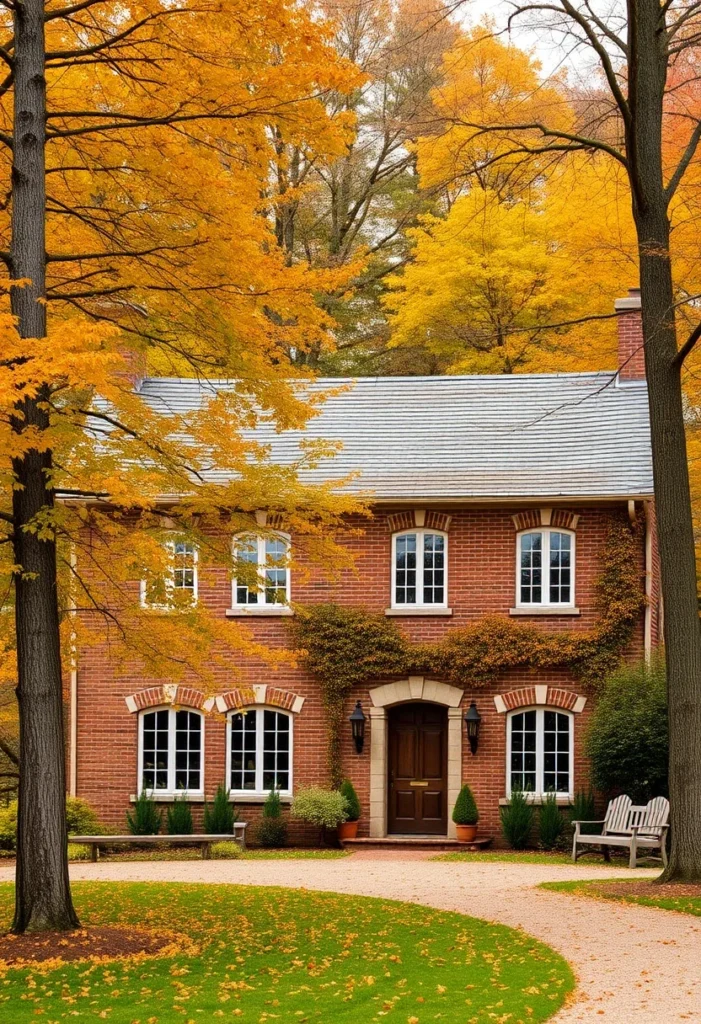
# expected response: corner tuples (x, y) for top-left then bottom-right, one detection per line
(387, 702), (448, 834)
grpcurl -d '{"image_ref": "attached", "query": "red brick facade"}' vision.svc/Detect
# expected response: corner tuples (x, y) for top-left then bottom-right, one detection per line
(69, 500), (657, 843)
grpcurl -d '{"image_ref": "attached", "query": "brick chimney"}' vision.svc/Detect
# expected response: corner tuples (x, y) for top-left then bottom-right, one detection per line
(615, 287), (645, 381)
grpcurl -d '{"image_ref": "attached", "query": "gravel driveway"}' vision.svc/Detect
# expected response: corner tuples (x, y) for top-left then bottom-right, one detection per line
(1, 854), (698, 1023)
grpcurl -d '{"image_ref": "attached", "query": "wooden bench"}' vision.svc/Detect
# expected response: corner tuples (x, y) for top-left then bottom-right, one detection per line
(572, 794), (669, 869)
(71, 824), (248, 862)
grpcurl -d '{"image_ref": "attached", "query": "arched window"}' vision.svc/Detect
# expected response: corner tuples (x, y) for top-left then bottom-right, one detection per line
(506, 708), (573, 799)
(232, 534), (291, 608)
(516, 529), (574, 608)
(141, 538), (198, 608)
(227, 707), (292, 796)
(138, 707), (203, 795)
(391, 529), (448, 609)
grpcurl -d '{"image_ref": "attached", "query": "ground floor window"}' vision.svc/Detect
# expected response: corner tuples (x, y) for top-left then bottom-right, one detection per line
(139, 707), (203, 795)
(506, 707), (573, 798)
(227, 707), (292, 796)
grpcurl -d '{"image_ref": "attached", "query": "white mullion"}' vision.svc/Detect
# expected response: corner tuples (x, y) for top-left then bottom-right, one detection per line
(416, 531), (424, 606)
(258, 537), (266, 605)
(255, 709), (264, 792)
(535, 709), (544, 799)
(168, 708), (176, 794)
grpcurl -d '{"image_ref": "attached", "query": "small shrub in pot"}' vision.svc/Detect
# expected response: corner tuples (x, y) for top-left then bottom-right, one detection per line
(337, 779), (361, 840)
(452, 784), (479, 842)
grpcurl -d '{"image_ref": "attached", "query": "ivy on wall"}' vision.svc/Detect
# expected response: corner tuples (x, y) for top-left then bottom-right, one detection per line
(289, 517), (645, 785)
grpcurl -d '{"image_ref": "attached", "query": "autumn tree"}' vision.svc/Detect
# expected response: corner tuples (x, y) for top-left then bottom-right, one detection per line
(1, 0), (365, 933)
(423, 3), (701, 880)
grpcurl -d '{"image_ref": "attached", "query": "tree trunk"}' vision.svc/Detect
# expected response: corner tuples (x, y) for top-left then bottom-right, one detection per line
(9, 0), (79, 932)
(627, 0), (701, 881)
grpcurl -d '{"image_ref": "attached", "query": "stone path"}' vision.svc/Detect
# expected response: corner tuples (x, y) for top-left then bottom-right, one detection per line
(2, 855), (699, 1022)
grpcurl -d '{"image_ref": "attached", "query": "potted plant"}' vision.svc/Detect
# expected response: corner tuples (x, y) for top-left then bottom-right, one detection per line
(338, 778), (361, 840)
(452, 783), (479, 842)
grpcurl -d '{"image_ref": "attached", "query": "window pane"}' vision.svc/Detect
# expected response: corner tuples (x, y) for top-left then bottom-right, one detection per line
(543, 711), (570, 793)
(142, 709), (169, 790)
(262, 709), (290, 792)
(422, 533), (445, 605)
(510, 711), (537, 793)
(519, 533), (542, 604)
(174, 710), (201, 791)
(264, 539), (289, 605)
(230, 710), (257, 790)
(173, 542), (196, 598)
(549, 532), (572, 604)
(395, 535), (417, 605)
(235, 538), (259, 605)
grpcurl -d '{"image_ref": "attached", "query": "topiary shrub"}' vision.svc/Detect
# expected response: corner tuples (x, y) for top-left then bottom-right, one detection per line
(500, 787), (535, 850)
(210, 841), (242, 860)
(538, 793), (565, 850)
(167, 796), (194, 835)
(203, 784), (237, 834)
(586, 659), (667, 804)
(126, 792), (162, 835)
(292, 787), (347, 844)
(339, 779), (361, 822)
(452, 784), (479, 826)
(255, 789), (288, 848)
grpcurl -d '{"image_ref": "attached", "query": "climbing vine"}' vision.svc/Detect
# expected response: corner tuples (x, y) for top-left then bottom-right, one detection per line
(289, 517), (645, 786)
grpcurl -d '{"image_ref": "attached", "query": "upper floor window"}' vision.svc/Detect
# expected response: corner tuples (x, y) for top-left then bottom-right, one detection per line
(139, 707), (203, 796)
(141, 539), (198, 608)
(227, 707), (292, 795)
(392, 530), (447, 608)
(517, 529), (574, 608)
(232, 534), (290, 607)
(507, 708), (573, 799)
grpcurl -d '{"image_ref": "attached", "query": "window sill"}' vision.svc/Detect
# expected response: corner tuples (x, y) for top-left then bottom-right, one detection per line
(225, 607), (294, 618)
(499, 795), (573, 806)
(509, 607), (580, 616)
(385, 607), (453, 617)
(229, 794), (293, 804)
(131, 793), (204, 803)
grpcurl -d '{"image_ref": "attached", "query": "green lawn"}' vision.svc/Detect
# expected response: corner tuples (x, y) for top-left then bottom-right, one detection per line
(541, 877), (701, 916)
(0, 882), (574, 1022)
(432, 850), (658, 867)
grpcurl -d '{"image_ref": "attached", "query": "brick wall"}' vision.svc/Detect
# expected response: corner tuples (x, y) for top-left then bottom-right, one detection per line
(71, 501), (650, 843)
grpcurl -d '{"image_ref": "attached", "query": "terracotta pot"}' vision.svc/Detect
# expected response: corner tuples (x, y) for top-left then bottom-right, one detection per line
(455, 824), (478, 843)
(338, 820), (359, 840)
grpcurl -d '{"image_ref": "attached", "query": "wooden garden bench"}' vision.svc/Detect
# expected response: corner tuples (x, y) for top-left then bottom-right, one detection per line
(71, 823), (248, 862)
(572, 794), (669, 868)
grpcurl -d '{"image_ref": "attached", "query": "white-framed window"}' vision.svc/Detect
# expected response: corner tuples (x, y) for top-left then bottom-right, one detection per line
(516, 529), (574, 608)
(232, 534), (291, 607)
(140, 539), (198, 608)
(138, 707), (204, 796)
(506, 707), (573, 799)
(226, 706), (292, 796)
(391, 529), (448, 608)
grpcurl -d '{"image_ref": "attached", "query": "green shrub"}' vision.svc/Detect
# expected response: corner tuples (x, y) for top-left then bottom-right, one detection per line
(255, 789), (287, 848)
(538, 793), (565, 850)
(126, 792), (162, 835)
(452, 784), (479, 826)
(67, 843), (93, 861)
(167, 796), (194, 835)
(586, 659), (667, 804)
(500, 787), (535, 850)
(0, 796), (104, 850)
(291, 787), (347, 829)
(339, 779), (361, 822)
(569, 789), (598, 835)
(66, 797), (103, 836)
(210, 841), (242, 860)
(203, 784), (237, 834)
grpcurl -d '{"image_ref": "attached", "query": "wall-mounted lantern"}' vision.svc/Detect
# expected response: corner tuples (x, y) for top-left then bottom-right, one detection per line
(464, 701), (481, 755)
(350, 701), (366, 754)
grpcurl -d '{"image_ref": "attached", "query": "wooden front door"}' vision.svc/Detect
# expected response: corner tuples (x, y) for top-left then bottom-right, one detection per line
(387, 703), (447, 835)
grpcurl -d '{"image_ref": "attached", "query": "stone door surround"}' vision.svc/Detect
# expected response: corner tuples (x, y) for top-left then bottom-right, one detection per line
(368, 677), (463, 838)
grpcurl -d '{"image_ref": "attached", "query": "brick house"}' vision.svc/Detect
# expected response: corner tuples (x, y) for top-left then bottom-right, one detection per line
(68, 289), (658, 842)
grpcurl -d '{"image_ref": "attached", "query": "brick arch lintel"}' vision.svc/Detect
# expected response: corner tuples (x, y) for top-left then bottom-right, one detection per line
(214, 685), (305, 715)
(511, 508), (580, 532)
(494, 686), (587, 714)
(386, 510), (452, 534)
(124, 684), (210, 714)
(369, 676), (463, 708)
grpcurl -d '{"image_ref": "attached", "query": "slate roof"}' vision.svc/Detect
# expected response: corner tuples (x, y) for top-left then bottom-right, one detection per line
(137, 372), (653, 501)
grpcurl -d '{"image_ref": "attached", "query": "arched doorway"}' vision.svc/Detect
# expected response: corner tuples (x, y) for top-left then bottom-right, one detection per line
(387, 703), (447, 834)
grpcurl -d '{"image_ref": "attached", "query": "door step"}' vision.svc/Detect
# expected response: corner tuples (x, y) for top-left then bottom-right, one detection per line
(341, 835), (493, 852)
